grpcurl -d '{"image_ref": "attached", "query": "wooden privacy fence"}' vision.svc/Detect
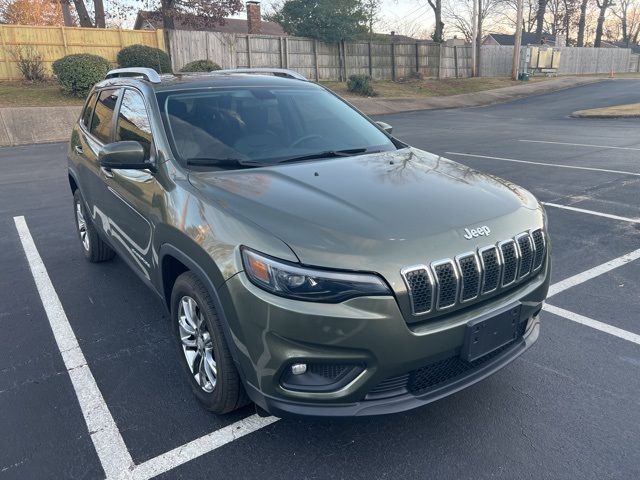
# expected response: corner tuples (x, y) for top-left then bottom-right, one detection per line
(169, 30), (473, 81)
(481, 45), (635, 77)
(0, 24), (164, 80)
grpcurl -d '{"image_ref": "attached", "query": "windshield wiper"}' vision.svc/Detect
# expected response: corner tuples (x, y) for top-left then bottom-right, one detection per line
(186, 158), (263, 169)
(274, 148), (374, 165)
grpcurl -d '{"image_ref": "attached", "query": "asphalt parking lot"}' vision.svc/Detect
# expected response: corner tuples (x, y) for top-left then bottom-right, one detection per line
(1, 79), (639, 479)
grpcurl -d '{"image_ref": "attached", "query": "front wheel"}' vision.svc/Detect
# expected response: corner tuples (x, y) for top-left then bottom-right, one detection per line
(73, 190), (115, 263)
(171, 272), (250, 414)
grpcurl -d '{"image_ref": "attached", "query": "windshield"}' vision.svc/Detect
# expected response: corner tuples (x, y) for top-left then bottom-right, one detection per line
(156, 85), (397, 168)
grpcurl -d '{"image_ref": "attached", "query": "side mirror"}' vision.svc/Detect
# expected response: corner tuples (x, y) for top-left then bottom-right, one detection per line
(99, 141), (151, 170)
(376, 121), (393, 135)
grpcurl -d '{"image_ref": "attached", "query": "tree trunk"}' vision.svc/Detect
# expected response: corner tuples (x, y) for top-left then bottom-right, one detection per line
(535, 0), (548, 42)
(427, 0), (444, 43)
(73, 0), (94, 27)
(61, 0), (74, 26)
(161, 0), (176, 63)
(576, 0), (588, 46)
(477, 0), (482, 73)
(594, 0), (609, 47)
(94, 0), (106, 28)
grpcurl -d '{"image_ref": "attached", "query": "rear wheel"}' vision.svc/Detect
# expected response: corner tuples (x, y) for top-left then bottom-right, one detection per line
(73, 190), (115, 263)
(171, 272), (250, 414)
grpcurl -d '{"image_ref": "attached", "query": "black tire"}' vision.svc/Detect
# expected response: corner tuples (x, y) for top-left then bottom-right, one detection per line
(171, 271), (250, 414)
(73, 189), (115, 263)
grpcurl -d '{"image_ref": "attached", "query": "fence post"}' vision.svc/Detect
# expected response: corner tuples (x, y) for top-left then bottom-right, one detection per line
(279, 37), (283, 67)
(0, 26), (8, 79)
(61, 26), (69, 56)
(454, 45), (458, 78)
(284, 37), (289, 69)
(342, 40), (348, 80)
(313, 39), (319, 81)
(368, 41), (373, 77)
(438, 44), (443, 79)
(391, 42), (396, 81)
(246, 35), (252, 68)
(415, 42), (420, 74)
(205, 32), (210, 61)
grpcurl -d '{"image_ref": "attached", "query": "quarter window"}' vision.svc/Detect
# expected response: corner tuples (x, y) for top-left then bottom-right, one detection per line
(90, 89), (120, 143)
(81, 93), (97, 128)
(116, 90), (152, 159)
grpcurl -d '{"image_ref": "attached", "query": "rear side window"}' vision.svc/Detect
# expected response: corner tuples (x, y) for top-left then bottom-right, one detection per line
(81, 93), (97, 128)
(116, 90), (152, 159)
(90, 89), (120, 143)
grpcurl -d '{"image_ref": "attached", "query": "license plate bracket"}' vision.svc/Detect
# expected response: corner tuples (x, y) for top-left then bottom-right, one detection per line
(461, 304), (522, 362)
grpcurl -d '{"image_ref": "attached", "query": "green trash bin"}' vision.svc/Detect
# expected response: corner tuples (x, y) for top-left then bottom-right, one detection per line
(518, 72), (530, 81)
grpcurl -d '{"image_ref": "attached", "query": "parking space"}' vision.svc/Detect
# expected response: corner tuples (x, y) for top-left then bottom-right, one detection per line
(1, 80), (639, 479)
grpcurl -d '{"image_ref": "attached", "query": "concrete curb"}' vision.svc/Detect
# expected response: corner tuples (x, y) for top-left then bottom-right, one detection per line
(0, 77), (608, 147)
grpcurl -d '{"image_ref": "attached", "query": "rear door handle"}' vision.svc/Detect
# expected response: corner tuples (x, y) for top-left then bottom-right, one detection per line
(74, 145), (83, 155)
(100, 167), (114, 179)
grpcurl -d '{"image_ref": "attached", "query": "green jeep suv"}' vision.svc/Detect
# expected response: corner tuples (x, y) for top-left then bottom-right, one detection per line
(68, 67), (550, 417)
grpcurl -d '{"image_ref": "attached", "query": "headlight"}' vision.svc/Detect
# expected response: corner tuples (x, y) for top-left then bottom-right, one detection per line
(241, 248), (391, 303)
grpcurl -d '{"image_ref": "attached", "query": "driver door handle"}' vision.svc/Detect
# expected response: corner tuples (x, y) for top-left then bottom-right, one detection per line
(74, 145), (83, 155)
(100, 166), (114, 179)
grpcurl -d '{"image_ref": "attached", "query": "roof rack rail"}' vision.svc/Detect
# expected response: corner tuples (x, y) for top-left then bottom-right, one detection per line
(105, 67), (162, 84)
(212, 68), (307, 81)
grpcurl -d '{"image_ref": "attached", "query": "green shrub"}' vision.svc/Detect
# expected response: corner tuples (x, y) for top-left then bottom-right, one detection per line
(347, 74), (376, 97)
(180, 59), (222, 72)
(52, 54), (110, 97)
(117, 44), (172, 74)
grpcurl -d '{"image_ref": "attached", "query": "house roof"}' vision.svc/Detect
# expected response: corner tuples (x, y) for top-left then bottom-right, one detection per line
(133, 10), (287, 36)
(487, 32), (556, 46)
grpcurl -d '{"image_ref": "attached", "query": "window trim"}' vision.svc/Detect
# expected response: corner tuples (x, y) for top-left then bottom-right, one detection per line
(80, 92), (98, 131)
(83, 87), (122, 146)
(116, 86), (156, 162)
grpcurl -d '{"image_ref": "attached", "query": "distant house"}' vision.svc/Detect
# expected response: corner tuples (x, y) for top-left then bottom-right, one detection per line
(483, 33), (557, 47)
(134, 1), (286, 36)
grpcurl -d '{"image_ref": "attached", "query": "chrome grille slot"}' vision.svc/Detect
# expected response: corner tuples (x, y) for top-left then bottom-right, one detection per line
(402, 229), (546, 317)
(531, 229), (546, 270)
(499, 240), (519, 287)
(479, 246), (501, 294)
(433, 260), (459, 310)
(401, 266), (434, 315)
(456, 253), (480, 302)
(516, 233), (534, 278)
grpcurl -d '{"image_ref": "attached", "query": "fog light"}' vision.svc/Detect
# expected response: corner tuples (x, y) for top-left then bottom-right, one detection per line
(291, 363), (307, 375)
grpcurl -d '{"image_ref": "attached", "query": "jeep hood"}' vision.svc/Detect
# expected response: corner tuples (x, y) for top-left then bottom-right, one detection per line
(188, 148), (543, 279)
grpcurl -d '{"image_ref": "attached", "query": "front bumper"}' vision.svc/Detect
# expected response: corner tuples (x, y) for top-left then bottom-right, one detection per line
(218, 264), (549, 417)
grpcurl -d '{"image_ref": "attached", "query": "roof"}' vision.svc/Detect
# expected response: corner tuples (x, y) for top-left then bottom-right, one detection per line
(133, 10), (286, 36)
(487, 32), (556, 46)
(98, 72), (317, 93)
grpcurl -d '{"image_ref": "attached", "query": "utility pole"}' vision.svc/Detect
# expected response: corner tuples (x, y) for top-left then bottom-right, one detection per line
(511, 0), (524, 80)
(471, 0), (477, 76)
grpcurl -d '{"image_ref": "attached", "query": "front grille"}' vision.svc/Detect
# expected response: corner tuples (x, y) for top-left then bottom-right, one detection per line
(368, 321), (528, 399)
(402, 229), (547, 317)
(500, 240), (518, 286)
(433, 261), (458, 309)
(531, 229), (545, 270)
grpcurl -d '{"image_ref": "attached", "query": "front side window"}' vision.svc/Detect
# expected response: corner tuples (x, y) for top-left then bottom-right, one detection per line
(81, 93), (97, 128)
(116, 89), (152, 159)
(156, 85), (396, 168)
(90, 89), (120, 143)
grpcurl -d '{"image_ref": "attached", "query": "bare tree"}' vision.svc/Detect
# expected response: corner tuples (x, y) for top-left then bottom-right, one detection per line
(613, 0), (640, 45)
(576, 0), (589, 45)
(594, 0), (612, 46)
(444, 0), (504, 41)
(535, 0), (549, 40)
(427, 0), (445, 41)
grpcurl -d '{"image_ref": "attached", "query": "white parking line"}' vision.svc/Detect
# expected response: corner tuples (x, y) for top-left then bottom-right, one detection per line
(519, 139), (640, 151)
(542, 202), (640, 224)
(13, 216), (134, 480)
(544, 304), (640, 345)
(547, 247), (640, 298)
(132, 415), (279, 480)
(445, 152), (640, 177)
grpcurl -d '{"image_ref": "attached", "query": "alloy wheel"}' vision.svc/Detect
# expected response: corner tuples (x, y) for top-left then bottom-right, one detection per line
(178, 296), (217, 393)
(75, 201), (90, 251)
